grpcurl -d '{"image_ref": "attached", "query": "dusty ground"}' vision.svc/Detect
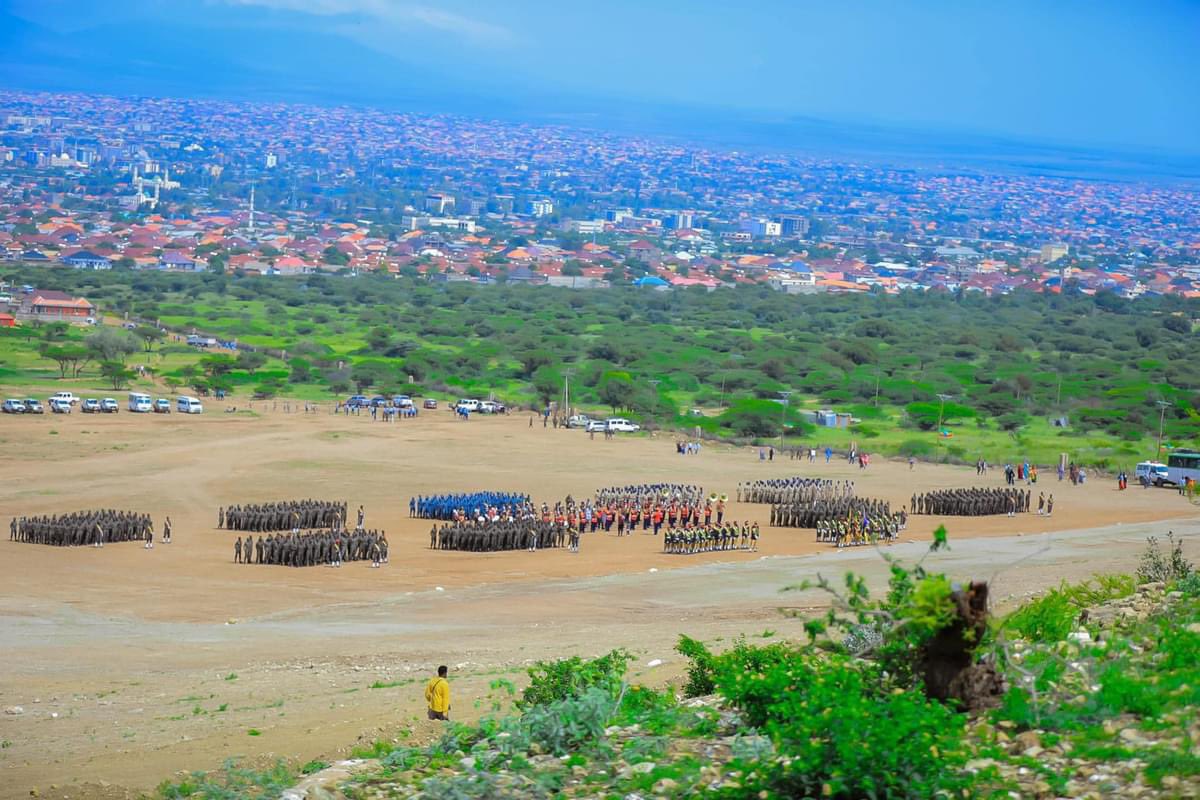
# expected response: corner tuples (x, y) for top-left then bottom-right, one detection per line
(0, 408), (1195, 799)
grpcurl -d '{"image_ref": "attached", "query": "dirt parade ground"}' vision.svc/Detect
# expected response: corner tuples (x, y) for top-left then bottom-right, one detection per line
(0, 408), (1196, 799)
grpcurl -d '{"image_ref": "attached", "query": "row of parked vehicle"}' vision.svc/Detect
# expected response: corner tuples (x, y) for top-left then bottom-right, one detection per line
(453, 398), (507, 414)
(566, 414), (642, 433)
(2, 391), (204, 415)
(344, 394), (435, 410)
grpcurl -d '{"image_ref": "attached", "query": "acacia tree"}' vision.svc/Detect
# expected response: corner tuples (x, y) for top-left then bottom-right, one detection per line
(134, 325), (165, 352)
(41, 343), (91, 378)
(100, 361), (135, 390)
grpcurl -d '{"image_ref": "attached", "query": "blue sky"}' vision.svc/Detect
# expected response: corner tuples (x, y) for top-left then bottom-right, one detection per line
(4, 0), (1199, 154)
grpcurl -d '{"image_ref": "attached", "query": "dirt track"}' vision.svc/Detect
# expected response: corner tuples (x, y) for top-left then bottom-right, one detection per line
(0, 409), (1195, 798)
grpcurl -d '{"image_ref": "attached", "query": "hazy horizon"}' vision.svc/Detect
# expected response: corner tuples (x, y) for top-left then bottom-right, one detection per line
(2, 0), (1198, 163)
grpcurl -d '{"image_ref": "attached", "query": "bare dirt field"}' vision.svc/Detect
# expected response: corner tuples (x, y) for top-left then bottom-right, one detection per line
(0, 408), (1196, 799)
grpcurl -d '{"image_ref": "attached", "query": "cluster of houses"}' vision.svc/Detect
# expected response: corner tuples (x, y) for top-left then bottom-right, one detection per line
(4, 206), (1198, 301)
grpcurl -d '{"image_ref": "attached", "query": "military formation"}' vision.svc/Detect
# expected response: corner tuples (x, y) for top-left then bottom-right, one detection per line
(662, 521), (759, 554)
(11, 510), (154, 547)
(430, 518), (579, 553)
(910, 488), (1030, 516)
(815, 511), (904, 548)
(410, 492), (531, 521)
(593, 483), (707, 507)
(738, 477), (854, 504)
(770, 495), (897, 529)
(234, 529), (388, 567)
(219, 500), (348, 532)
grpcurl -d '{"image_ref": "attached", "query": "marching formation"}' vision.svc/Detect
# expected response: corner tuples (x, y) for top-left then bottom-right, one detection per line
(738, 477), (854, 505)
(910, 488), (1031, 516)
(770, 496), (897, 529)
(219, 500), (348, 532)
(815, 512), (904, 548)
(662, 521), (759, 554)
(11, 510), (155, 547)
(234, 529), (388, 567)
(430, 518), (579, 553)
(410, 492), (531, 521)
(593, 484), (707, 507)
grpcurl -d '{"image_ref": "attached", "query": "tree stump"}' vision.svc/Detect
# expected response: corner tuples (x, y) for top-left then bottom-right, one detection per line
(920, 580), (1005, 710)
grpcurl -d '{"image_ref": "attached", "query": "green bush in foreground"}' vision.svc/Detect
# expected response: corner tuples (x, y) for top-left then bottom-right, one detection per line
(157, 759), (294, 800)
(1002, 574), (1136, 642)
(708, 647), (972, 799)
(518, 648), (630, 708)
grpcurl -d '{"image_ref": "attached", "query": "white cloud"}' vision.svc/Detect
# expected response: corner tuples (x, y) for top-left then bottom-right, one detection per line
(218, 0), (514, 44)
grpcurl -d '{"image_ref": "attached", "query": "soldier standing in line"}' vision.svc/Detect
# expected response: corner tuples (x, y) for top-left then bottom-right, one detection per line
(234, 536), (243, 564)
(162, 516), (173, 544)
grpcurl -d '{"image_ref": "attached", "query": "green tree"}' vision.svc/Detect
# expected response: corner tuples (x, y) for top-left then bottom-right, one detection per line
(531, 365), (562, 406)
(100, 361), (135, 390)
(134, 325), (165, 352)
(598, 370), (634, 413)
(85, 327), (139, 364)
(41, 343), (91, 378)
(235, 349), (268, 375)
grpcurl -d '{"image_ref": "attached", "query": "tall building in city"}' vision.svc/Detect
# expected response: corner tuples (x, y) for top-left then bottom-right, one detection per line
(741, 218), (781, 238)
(1041, 243), (1069, 263)
(778, 215), (810, 237)
(671, 210), (695, 230)
(528, 198), (555, 218)
(425, 192), (456, 214)
(265, 152), (278, 169)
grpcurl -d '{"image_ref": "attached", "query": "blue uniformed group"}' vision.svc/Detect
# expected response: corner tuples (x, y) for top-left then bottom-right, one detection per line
(410, 492), (532, 521)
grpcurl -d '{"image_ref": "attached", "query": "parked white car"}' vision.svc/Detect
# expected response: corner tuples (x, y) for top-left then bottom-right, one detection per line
(585, 419), (607, 433)
(566, 414), (591, 429)
(455, 399), (480, 412)
(605, 418), (641, 432)
(51, 391), (79, 406)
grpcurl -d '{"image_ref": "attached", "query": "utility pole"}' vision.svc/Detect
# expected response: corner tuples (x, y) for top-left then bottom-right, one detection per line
(648, 379), (661, 423)
(562, 368), (574, 420)
(874, 366), (881, 408)
(1156, 400), (1171, 460)
(936, 393), (953, 434)
(779, 390), (793, 449)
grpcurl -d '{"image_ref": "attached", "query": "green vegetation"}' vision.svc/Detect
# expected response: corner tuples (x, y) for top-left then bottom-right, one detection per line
(157, 759), (293, 799)
(3, 267), (1198, 466)
(155, 536), (1199, 798)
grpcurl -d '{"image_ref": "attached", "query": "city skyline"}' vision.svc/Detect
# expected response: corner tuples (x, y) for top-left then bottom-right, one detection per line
(2, 0), (1198, 158)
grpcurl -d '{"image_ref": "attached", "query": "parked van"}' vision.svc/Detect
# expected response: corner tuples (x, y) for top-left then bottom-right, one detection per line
(1135, 461), (1169, 486)
(128, 392), (153, 412)
(176, 396), (204, 414)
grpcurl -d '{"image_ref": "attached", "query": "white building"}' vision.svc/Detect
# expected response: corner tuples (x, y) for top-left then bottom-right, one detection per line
(741, 218), (781, 238)
(568, 219), (605, 234)
(528, 198), (555, 218)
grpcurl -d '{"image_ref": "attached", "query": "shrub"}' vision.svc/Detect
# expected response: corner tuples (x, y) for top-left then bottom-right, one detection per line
(1003, 575), (1136, 642)
(1137, 532), (1194, 584)
(518, 649), (630, 709)
(675, 635), (716, 697)
(518, 686), (620, 755)
(156, 759), (294, 799)
(712, 651), (971, 799)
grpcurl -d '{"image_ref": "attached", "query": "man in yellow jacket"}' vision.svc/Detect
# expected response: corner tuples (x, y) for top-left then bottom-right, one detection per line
(425, 665), (450, 721)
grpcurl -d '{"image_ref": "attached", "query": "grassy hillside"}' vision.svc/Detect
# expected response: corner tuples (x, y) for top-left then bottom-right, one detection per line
(2, 265), (1198, 467)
